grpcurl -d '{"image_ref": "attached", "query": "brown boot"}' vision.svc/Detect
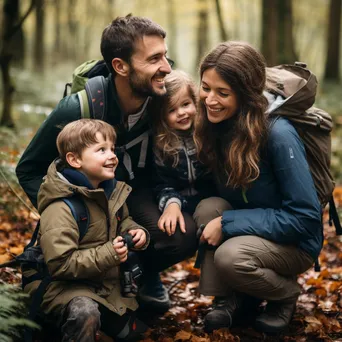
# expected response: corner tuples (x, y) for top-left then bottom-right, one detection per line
(254, 298), (297, 333)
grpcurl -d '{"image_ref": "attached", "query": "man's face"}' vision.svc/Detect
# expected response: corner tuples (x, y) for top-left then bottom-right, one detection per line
(128, 35), (172, 98)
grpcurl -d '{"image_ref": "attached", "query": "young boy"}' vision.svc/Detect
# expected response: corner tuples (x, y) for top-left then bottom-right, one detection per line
(24, 119), (149, 341)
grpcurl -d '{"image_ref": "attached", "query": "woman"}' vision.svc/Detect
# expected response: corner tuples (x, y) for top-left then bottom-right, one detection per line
(193, 41), (322, 334)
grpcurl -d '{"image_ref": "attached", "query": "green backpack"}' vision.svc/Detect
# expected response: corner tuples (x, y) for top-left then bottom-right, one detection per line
(64, 60), (151, 181)
(63, 59), (110, 120)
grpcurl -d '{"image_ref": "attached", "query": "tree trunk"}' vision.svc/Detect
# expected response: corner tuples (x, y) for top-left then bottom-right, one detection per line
(68, 0), (77, 60)
(195, 0), (209, 73)
(0, 0), (18, 127)
(107, 0), (115, 25)
(83, 0), (92, 58)
(261, 0), (278, 66)
(34, 0), (45, 71)
(10, 0), (25, 67)
(0, 55), (15, 128)
(1, 0), (36, 127)
(324, 0), (341, 81)
(54, 0), (61, 55)
(278, 0), (297, 64)
(167, 0), (177, 64)
(215, 0), (228, 41)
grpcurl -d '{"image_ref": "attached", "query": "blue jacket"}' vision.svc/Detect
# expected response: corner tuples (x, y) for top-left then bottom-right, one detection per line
(219, 117), (323, 260)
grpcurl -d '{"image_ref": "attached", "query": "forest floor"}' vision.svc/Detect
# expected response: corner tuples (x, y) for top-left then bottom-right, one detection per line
(0, 182), (341, 342)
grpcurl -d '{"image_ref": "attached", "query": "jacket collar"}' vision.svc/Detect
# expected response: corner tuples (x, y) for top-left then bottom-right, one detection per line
(61, 167), (117, 198)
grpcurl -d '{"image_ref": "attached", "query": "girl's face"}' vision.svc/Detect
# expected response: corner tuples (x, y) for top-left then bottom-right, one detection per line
(200, 68), (239, 124)
(165, 86), (196, 131)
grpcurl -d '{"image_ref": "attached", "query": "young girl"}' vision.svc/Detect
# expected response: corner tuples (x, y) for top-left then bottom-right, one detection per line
(152, 70), (214, 236)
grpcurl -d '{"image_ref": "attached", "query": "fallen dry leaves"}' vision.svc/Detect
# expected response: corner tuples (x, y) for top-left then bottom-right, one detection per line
(1, 183), (342, 341)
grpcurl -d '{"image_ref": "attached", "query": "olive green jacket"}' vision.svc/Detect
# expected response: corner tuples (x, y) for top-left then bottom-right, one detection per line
(24, 161), (149, 317)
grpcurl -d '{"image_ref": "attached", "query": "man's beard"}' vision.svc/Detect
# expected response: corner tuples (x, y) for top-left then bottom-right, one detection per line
(128, 67), (166, 98)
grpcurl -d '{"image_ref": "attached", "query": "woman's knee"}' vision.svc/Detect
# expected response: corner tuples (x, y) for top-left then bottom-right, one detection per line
(193, 197), (232, 227)
(214, 243), (236, 275)
(214, 239), (253, 285)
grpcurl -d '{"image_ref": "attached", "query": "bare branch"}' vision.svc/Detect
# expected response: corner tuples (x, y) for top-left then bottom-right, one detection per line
(5, 0), (36, 41)
(215, 0), (228, 41)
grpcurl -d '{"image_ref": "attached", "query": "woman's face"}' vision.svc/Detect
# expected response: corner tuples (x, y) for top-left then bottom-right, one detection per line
(200, 68), (239, 124)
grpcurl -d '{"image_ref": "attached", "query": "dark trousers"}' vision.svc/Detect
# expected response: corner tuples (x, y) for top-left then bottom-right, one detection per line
(126, 188), (198, 273)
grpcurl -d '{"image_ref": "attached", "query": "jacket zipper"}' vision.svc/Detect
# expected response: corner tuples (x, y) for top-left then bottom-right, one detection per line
(183, 138), (196, 196)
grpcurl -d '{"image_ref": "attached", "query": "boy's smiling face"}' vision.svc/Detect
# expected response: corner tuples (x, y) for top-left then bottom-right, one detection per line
(72, 132), (118, 188)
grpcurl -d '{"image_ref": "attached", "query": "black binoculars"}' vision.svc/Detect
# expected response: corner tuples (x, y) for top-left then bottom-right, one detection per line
(120, 233), (143, 298)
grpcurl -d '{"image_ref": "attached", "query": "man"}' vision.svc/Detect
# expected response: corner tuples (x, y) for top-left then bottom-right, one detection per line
(16, 14), (198, 314)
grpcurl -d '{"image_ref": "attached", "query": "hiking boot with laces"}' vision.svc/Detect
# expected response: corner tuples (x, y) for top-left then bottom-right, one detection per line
(137, 272), (170, 313)
(254, 298), (297, 333)
(204, 293), (243, 332)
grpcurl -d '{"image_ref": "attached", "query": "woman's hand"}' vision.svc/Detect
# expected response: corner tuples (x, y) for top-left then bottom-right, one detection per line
(128, 228), (147, 249)
(200, 216), (223, 246)
(112, 236), (128, 262)
(158, 202), (186, 236)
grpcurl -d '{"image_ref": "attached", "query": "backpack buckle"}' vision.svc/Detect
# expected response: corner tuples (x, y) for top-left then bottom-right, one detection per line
(294, 61), (307, 68)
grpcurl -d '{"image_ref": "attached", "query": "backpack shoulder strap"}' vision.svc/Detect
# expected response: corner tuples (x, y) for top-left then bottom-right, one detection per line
(77, 76), (108, 120)
(77, 89), (90, 118)
(24, 221), (41, 251)
(62, 197), (90, 241)
(329, 197), (342, 235)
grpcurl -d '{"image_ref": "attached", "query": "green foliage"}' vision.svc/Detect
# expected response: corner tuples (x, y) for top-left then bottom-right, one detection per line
(0, 284), (40, 342)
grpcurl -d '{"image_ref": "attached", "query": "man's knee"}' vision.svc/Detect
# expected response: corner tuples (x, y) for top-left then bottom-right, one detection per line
(155, 219), (198, 259)
(193, 197), (232, 227)
(180, 221), (198, 258)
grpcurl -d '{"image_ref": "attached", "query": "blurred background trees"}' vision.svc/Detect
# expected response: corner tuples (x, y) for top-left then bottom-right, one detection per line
(324, 0), (341, 81)
(0, 0), (340, 87)
(0, 0), (341, 172)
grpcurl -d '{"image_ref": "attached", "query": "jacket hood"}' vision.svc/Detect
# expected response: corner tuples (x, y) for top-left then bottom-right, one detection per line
(37, 160), (116, 214)
(265, 64), (317, 117)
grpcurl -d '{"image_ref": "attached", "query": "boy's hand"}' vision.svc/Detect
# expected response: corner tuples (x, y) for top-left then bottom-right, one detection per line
(128, 229), (146, 249)
(112, 236), (128, 262)
(158, 202), (186, 236)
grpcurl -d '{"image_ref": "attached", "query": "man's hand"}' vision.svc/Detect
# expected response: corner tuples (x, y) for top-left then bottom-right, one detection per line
(158, 202), (186, 236)
(128, 228), (147, 249)
(199, 216), (223, 246)
(112, 236), (128, 262)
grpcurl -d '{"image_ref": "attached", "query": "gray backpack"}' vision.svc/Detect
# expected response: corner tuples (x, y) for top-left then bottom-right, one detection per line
(266, 62), (341, 235)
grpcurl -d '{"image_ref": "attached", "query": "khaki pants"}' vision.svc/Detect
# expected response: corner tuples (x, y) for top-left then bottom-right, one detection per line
(193, 197), (314, 301)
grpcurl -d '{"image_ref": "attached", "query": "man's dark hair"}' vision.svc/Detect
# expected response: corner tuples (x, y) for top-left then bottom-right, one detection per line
(101, 14), (166, 75)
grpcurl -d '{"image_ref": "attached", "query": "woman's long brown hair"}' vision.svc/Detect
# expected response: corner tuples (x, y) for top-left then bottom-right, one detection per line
(194, 41), (269, 189)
